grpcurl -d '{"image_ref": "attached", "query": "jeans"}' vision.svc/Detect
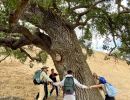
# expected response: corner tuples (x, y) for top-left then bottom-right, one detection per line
(43, 82), (48, 100)
(50, 85), (58, 96)
(105, 95), (115, 100)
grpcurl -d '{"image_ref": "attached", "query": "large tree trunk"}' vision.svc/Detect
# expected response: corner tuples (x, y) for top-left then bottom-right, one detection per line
(36, 9), (104, 100)
(51, 48), (104, 100)
(48, 30), (103, 100)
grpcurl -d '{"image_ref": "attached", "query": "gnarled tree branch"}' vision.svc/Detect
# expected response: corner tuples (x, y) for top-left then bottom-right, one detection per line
(0, 36), (31, 50)
(0, 25), (35, 44)
(108, 34), (117, 56)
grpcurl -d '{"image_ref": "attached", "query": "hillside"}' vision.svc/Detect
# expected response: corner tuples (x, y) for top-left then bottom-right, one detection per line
(0, 52), (130, 100)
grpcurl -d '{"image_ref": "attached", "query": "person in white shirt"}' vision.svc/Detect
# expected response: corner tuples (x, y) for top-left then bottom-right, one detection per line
(53, 70), (88, 100)
(35, 66), (53, 100)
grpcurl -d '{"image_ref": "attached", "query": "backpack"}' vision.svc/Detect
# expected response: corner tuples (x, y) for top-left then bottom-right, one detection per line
(33, 70), (43, 85)
(63, 77), (75, 94)
(105, 83), (117, 97)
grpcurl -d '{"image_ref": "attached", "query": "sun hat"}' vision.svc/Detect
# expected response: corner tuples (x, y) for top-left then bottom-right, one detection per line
(41, 66), (49, 70)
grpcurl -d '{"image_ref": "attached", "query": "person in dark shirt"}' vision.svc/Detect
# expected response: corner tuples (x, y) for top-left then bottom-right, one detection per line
(49, 68), (59, 97)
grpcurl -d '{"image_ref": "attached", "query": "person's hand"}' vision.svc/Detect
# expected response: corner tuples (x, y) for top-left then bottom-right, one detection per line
(49, 81), (53, 85)
(47, 82), (50, 85)
(89, 86), (93, 89)
(51, 81), (53, 84)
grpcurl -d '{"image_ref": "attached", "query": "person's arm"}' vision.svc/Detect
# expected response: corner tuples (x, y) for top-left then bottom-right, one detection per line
(53, 78), (65, 86)
(74, 78), (88, 89)
(54, 73), (58, 76)
(42, 72), (53, 82)
(89, 84), (103, 89)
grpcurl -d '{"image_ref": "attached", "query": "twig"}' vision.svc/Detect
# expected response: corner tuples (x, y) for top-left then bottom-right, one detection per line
(73, 0), (105, 28)
(19, 48), (41, 62)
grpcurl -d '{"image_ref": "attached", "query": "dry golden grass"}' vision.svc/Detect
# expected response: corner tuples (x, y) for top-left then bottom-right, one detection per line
(0, 51), (130, 100)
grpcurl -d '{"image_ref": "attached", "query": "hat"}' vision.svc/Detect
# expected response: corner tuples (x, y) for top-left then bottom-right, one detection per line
(41, 66), (49, 70)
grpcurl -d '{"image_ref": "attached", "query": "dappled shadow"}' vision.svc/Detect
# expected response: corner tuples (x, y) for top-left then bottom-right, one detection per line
(0, 96), (24, 100)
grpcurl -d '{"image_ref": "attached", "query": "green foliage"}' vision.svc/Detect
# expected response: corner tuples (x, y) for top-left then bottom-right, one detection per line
(0, 11), (6, 24)
(84, 27), (92, 40)
(94, 19), (109, 35)
(3, 0), (20, 15)
(0, 7), (7, 25)
(0, 47), (27, 63)
(30, 14), (43, 26)
(12, 49), (27, 63)
(36, 51), (48, 64)
(0, 32), (6, 37)
(0, 47), (10, 56)
(119, 43), (130, 54)
(112, 50), (123, 59)
(0, 46), (48, 64)
(32, 0), (52, 8)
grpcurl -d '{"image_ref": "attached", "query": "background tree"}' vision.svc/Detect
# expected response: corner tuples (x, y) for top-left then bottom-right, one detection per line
(0, 0), (130, 100)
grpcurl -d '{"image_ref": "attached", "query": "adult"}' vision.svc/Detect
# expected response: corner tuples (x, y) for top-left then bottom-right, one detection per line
(53, 70), (88, 100)
(35, 66), (53, 100)
(89, 73), (115, 100)
(49, 68), (59, 97)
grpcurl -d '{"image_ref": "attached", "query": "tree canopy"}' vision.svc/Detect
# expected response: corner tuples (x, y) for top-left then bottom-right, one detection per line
(0, 0), (130, 64)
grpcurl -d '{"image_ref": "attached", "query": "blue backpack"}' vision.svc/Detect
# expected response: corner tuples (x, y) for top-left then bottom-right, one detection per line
(33, 70), (43, 85)
(105, 83), (117, 97)
(99, 77), (117, 97)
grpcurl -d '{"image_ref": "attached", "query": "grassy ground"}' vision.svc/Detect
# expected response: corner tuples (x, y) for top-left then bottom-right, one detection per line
(0, 52), (130, 100)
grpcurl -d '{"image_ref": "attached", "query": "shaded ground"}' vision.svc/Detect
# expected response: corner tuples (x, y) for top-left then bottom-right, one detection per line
(0, 52), (130, 100)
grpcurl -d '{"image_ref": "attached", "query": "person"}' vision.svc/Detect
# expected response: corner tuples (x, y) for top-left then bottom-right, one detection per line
(53, 70), (88, 100)
(89, 73), (115, 100)
(35, 66), (53, 100)
(49, 69), (59, 97)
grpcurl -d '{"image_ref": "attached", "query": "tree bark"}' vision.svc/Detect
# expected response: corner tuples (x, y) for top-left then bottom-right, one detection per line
(37, 9), (104, 100)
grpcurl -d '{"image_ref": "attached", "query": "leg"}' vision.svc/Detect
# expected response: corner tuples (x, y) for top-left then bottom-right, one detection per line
(50, 85), (55, 96)
(105, 95), (115, 100)
(43, 83), (48, 100)
(55, 86), (59, 96)
(46, 84), (48, 99)
(35, 92), (39, 100)
(37, 84), (45, 100)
